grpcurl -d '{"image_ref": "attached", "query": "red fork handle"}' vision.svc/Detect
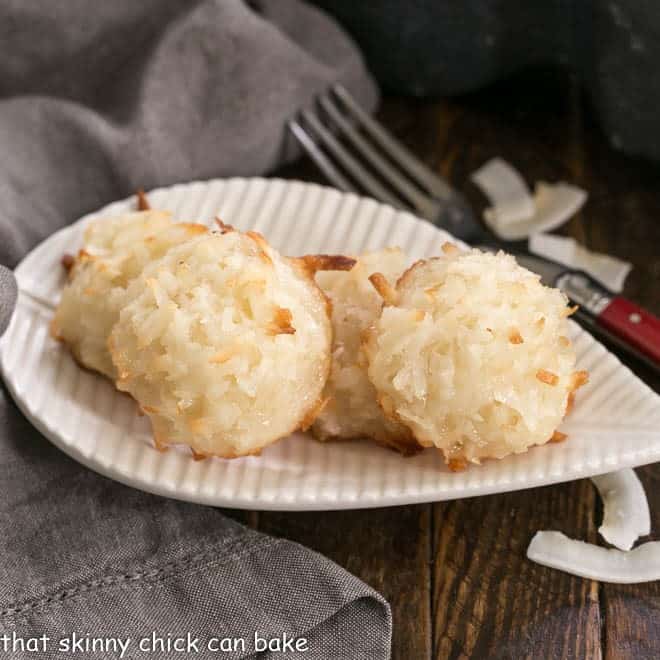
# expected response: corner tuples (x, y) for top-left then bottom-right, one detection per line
(598, 297), (660, 365)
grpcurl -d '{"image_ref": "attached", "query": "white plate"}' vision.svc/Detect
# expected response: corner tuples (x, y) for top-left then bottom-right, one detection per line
(2, 178), (660, 510)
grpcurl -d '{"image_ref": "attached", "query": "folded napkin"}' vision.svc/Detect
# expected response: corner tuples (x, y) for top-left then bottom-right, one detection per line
(0, 1), (390, 658)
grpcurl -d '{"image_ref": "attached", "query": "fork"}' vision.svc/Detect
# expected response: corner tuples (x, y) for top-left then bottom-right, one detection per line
(287, 84), (484, 242)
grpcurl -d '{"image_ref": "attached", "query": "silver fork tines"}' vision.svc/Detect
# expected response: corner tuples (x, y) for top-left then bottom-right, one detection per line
(330, 84), (454, 201)
(288, 84), (480, 241)
(297, 107), (402, 209)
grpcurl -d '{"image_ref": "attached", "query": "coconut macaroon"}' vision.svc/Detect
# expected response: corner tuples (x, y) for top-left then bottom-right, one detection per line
(312, 249), (418, 454)
(108, 229), (346, 458)
(365, 245), (588, 469)
(52, 210), (208, 378)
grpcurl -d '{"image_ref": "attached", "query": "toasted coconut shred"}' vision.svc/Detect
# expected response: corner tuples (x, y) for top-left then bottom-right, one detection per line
(52, 211), (208, 378)
(312, 249), (418, 454)
(364, 248), (582, 466)
(109, 230), (333, 459)
(136, 188), (151, 211)
(299, 254), (357, 274)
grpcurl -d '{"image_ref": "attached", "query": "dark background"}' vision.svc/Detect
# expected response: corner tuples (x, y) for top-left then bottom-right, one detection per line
(311, 0), (660, 161)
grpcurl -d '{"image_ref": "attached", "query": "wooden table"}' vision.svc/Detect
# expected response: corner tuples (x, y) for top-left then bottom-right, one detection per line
(239, 68), (660, 659)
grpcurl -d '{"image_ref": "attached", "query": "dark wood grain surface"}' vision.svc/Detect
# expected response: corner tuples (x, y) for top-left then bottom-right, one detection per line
(266, 67), (660, 659)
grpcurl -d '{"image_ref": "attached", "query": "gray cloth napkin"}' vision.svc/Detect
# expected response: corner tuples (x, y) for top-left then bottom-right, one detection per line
(0, 1), (390, 658)
(0, 0), (377, 268)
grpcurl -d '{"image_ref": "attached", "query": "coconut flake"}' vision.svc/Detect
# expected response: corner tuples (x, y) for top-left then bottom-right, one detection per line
(530, 182), (587, 233)
(529, 233), (632, 293)
(488, 182), (587, 240)
(471, 158), (587, 240)
(591, 468), (650, 551)
(470, 158), (535, 227)
(527, 531), (660, 583)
